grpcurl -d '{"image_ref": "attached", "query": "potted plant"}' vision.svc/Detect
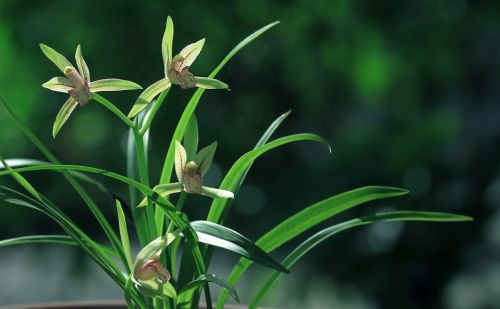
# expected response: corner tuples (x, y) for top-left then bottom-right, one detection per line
(0, 16), (471, 309)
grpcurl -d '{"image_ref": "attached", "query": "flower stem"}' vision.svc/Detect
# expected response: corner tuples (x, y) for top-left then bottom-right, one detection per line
(139, 88), (170, 136)
(133, 123), (157, 242)
(92, 93), (135, 128)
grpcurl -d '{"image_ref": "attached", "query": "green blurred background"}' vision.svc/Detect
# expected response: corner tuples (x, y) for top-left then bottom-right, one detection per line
(1, 0), (499, 308)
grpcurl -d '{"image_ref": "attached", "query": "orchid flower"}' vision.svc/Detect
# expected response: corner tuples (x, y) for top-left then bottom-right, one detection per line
(40, 44), (142, 137)
(127, 16), (228, 118)
(139, 140), (233, 207)
(132, 231), (178, 299)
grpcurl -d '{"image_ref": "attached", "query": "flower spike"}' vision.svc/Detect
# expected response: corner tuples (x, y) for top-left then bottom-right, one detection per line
(40, 44), (142, 137)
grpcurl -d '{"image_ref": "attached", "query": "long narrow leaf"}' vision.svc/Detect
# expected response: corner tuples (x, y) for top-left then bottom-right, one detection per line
(0, 235), (75, 247)
(177, 274), (240, 306)
(201, 110), (292, 282)
(1, 158), (110, 194)
(0, 156), (42, 201)
(207, 133), (331, 224)
(0, 187), (126, 287)
(206, 110), (291, 222)
(191, 221), (288, 273)
(0, 234), (118, 257)
(215, 186), (408, 308)
(116, 200), (133, 271)
(0, 96), (130, 271)
(249, 211), (472, 308)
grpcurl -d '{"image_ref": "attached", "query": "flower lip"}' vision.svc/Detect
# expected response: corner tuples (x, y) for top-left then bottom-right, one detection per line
(137, 259), (171, 285)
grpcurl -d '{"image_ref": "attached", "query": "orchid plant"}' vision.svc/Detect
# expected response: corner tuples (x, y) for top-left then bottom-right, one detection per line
(0, 16), (471, 309)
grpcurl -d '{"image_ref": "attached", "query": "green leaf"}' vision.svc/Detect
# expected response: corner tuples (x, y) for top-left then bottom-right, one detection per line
(128, 78), (171, 118)
(0, 96), (136, 291)
(40, 43), (73, 73)
(0, 162), (209, 290)
(190, 221), (289, 273)
(208, 110), (290, 211)
(0, 234), (118, 258)
(178, 274), (240, 306)
(0, 187), (129, 292)
(0, 156), (42, 201)
(183, 114), (199, 160)
(116, 199), (133, 271)
(52, 97), (78, 137)
(207, 133), (331, 223)
(195, 141), (217, 176)
(89, 79), (142, 92)
(178, 38), (205, 68)
(210, 21), (280, 78)
(75, 45), (90, 81)
(194, 77), (229, 89)
(255, 186), (407, 252)
(215, 186), (408, 308)
(162, 16), (174, 74)
(136, 280), (177, 300)
(255, 110), (291, 148)
(0, 164), (155, 199)
(202, 110), (292, 277)
(249, 211), (473, 308)
(1, 158), (110, 195)
(42, 77), (74, 93)
(0, 235), (75, 247)
(124, 276), (135, 309)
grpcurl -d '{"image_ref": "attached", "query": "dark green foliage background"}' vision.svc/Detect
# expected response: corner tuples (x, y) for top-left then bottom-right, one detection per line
(0, 0), (498, 308)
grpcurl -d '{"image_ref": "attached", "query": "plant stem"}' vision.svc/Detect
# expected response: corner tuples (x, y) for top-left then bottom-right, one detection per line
(133, 124), (157, 242)
(92, 93), (135, 128)
(139, 89), (170, 136)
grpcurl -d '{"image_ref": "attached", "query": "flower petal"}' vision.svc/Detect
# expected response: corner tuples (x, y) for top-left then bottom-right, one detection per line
(52, 97), (78, 138)
(40, 44), (73, 73)
(194, 77), (229, 89)
(133, 232), (180, 278)
(75, 45), (90, 82)
(136, 280), (177, 300)
(175, 141), (187, 182)
(195, 141), (217, 176)
(162, 16), (174, 75)
(200, 186), (234, 199)
(138, 182), (182, 207)
(89, 79), (142, 92)
(178, 38), (205, 68)
(42, 77), (74, 93)
(127, 78), (171, 118)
